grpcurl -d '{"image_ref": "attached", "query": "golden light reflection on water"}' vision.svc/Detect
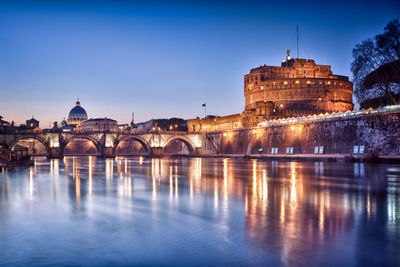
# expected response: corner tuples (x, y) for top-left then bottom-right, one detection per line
(9, 156), (400, 265)
(29, 167), (34, 197)
(88, 156), (95, 195)
(72, 157), (81, 200)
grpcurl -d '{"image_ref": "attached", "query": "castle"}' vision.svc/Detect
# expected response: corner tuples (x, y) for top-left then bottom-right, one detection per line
(188, 55), (354, 132)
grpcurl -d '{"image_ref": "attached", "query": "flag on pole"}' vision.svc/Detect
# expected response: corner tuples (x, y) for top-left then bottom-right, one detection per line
(202, 103), (206, 107)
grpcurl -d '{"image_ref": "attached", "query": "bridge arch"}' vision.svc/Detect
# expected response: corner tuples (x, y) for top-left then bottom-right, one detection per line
(8, 135), (50, 156)
(163, 136), (195, 155)
(116, 136), (151, 155)
(62, 136), (101, 156)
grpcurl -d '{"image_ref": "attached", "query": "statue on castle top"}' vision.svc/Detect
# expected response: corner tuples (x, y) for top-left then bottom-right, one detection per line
(286, 49), (291, 61)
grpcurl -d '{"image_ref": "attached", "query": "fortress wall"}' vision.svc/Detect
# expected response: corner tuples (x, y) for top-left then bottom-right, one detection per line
(206, 112), (400, 156)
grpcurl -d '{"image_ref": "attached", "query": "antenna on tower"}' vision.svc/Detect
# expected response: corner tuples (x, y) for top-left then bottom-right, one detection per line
(296, 25), (299, 58)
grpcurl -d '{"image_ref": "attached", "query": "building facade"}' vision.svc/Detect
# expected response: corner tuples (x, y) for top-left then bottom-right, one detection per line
(26, 117), (39, 129)
(188, 56), (354, 132)
(78, 118), (118, 132)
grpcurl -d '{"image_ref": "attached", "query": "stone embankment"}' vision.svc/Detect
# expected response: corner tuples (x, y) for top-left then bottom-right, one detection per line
(204, 105), (400, 162)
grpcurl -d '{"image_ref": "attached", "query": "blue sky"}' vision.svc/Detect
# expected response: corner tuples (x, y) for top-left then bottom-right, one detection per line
(1, 0), (399, 127)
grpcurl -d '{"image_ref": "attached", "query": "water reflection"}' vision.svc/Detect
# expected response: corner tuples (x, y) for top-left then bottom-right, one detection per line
(0, 157), (399, 266)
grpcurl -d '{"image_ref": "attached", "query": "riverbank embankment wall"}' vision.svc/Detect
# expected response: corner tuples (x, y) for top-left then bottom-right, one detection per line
(205, 111), (400, 157)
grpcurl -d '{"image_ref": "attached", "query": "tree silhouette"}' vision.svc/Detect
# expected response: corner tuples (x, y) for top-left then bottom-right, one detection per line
(351, 19), (400, 105)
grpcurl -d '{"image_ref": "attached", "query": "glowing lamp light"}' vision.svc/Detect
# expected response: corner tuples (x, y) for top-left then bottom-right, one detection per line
(105, 135), (113, 147)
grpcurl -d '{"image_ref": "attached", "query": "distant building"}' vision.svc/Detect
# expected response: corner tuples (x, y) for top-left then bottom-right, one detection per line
(78, 118), (118, 132)
(67, 98), (88, 125)
(188, 54), (354, 132)
(59, 118), (75, 132)
(136, 120), (155, 132)
(26, 117), (39, 129)
(0, 116), (10, 127)
(136, 118), (187, 132)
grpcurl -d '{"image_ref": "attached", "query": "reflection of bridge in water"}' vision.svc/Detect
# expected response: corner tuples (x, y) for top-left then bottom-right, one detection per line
(1, 131), (216, 158)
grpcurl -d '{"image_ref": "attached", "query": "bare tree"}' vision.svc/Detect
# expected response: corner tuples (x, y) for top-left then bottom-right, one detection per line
(351, 19), (400, 104)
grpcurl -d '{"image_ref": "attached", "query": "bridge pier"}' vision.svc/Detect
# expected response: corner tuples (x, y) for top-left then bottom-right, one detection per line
(102, 147), (115, 158)
(150, 147), (163, 157)
(194, 147), (203, 156)
(49, 148), (62, 158)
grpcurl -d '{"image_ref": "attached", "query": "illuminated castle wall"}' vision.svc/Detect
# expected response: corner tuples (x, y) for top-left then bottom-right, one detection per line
(188, 57), (354, 132)
(243, 58), (353, 121)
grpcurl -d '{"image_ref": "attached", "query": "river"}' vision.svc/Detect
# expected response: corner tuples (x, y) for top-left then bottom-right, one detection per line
(0, 157), (399, 266)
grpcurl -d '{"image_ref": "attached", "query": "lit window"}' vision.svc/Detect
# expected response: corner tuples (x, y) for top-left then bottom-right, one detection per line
(261, 85), (264, 90)
(284, 81), (288, 85)
(248, 84), (253, 90)
(306, 80), (311, 84)
(295, 80), (300, 84)
(326, 81), (331, 85)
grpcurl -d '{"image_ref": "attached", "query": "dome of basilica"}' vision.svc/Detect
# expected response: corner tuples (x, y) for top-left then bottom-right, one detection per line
(67, 99), (88, 125)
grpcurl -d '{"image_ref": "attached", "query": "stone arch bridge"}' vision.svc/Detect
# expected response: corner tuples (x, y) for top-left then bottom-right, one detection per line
(1, 131), (218, 158)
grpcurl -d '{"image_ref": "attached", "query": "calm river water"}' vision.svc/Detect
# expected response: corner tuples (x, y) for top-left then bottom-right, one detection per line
(0, 157), (399, 266)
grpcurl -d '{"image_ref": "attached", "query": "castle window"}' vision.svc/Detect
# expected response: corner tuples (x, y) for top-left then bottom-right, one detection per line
(251, 76), (253, 81)
(261, 85), (264, 90)
(326, 81), (331, 85)
(306, 80), (311, 84)
(283, 81), (288, 85)
(248, 84), (253, 90)
(295, 80), (300, 84)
